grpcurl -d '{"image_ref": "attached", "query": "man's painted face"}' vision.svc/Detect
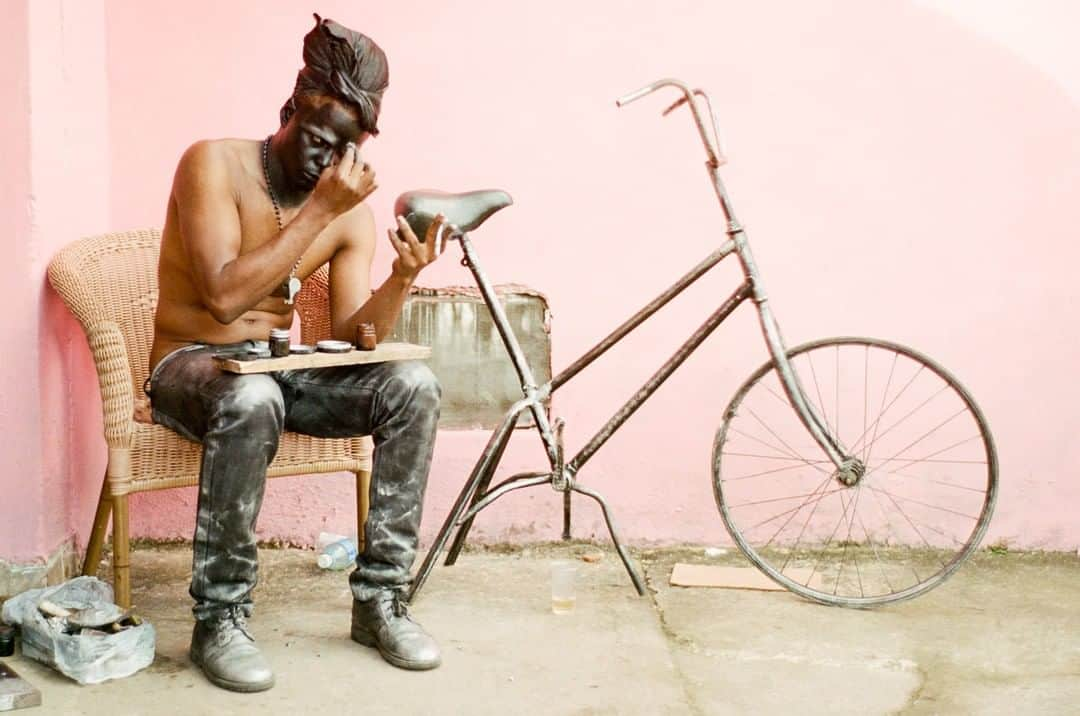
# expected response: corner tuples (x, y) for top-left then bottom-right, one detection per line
(281, 96), (370, 192)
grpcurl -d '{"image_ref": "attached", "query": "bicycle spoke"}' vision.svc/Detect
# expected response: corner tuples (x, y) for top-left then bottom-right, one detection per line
(872, 434), (985, 472)
(864, 484), (979, 521)
(864, 484), (925, 583)
(886, 507), (967, 547)
(764, 381), (795, 410)
(866, 486), (952, 569)
(745, 408), (831, 475)
(805, 487), (857, 587)
(855, 503), (894, 593)
(723, 451), (831, 463)
(897, 457), (986, 465)
(835, 344), (840, 444)
(778, 479), (841, 572)
(874, 468), (986, 493)
(854, 350), (898, 461)
(861, 383), (951, 465)
(862, 364), (929, 466)
(761, 473), (834, 549)
(872, 406), (969, 471)
(724, 460), (831, 482)
(727, 426), (806, 463)
(743, 485), (844, 533)
(862, 346), (869, 459)
(834, 484), (864, 597)
(852, 357), (923, 459)
(729, 489), (844, 509)
(803, 351), (834, 437)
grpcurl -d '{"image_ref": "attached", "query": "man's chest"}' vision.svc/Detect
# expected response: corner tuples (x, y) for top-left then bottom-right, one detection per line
(235, 189), (338, 274)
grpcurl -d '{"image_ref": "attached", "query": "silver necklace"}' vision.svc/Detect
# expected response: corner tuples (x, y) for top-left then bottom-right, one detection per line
(262, 136), (302, 304)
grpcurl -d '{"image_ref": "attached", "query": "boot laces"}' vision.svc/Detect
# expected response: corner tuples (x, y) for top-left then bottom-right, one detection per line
(390, 591), (409, 619)
(212, 605), (254, 645)
(375, 590), (410, 619)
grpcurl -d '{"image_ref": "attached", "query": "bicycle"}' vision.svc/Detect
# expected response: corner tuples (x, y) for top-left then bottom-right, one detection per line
(400, 78), (998, 608)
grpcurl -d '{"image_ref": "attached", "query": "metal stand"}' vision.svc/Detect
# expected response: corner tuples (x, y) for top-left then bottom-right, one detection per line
(408, 233), (649, 602)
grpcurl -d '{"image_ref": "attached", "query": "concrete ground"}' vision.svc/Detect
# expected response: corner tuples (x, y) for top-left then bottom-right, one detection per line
(2, 544), (1078, 715)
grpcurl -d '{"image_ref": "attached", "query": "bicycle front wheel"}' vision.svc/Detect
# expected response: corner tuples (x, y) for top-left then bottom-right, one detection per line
(713, 337), (997, 607)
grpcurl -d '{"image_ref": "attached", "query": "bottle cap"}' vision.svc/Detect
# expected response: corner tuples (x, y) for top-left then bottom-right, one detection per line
(269, 328), (291, 340)
(317, 553), (333, 569)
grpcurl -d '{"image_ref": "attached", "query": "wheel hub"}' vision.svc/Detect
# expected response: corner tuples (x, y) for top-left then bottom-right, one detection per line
(833, 457), (866, 487)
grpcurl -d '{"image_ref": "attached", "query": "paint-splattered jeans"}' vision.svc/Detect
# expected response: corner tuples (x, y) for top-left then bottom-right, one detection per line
(146, 341), (441, 621)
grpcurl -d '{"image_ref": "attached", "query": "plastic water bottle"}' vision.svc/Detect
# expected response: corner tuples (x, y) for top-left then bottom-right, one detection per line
(317, 537), (358, 570)
(316, 532), (348, 551)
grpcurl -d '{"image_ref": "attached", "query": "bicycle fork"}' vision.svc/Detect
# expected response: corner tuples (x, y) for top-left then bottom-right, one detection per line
(712, 161), (863, 487)
(623, 77), (860, 486)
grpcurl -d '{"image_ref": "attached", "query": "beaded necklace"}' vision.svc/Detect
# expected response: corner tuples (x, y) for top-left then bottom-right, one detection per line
(262, 136), (302, 304)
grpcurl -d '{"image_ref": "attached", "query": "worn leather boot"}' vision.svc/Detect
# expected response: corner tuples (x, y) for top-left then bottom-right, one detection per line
(189, 607), (275, 692)
(351, 590), (441, 670)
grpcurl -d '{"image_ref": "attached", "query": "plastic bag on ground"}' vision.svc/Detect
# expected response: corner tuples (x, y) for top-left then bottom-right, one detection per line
(1, 576), (155, 685)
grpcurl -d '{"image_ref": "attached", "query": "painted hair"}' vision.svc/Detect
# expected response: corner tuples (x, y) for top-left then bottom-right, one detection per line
(280, 14), (389, 134)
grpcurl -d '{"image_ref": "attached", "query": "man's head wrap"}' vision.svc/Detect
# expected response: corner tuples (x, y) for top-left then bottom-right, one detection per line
(280, 14), (389, 135)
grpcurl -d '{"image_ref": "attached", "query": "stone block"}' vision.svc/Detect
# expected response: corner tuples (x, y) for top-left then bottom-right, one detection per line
(388, 285), (552, 429)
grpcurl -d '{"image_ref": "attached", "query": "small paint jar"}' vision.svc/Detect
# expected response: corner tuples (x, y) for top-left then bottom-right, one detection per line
(269, 328), (291, 357)
(357, 323), (377, 351)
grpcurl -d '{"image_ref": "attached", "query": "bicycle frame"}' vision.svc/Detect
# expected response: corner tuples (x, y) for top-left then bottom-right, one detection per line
(408, 79), (852, 601)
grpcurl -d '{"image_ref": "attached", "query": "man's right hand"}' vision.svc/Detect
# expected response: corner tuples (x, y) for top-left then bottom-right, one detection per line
(310, 143), (377, 218)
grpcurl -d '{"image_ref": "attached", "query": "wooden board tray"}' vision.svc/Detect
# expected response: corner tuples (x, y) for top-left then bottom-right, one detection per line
(214, 342), (432, 374)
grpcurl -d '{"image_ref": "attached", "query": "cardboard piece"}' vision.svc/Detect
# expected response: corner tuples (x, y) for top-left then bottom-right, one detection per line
(669, 563), (822, 591)
(0, 662), (41, 712)
(214, 342), (431, 374)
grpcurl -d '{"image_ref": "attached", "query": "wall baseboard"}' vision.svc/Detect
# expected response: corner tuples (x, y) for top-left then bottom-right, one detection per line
(0, 539), (79, 602)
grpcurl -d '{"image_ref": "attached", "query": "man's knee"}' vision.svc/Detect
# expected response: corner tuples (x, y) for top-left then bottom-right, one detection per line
(384, 361), (441, 410)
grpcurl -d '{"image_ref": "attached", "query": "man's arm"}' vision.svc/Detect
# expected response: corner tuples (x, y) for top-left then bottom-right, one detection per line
(175, 141), (371, 324)
(329, 213), (448, 342)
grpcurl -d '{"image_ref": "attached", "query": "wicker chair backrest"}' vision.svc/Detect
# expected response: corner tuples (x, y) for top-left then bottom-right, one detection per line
(49, 229), (332, 398)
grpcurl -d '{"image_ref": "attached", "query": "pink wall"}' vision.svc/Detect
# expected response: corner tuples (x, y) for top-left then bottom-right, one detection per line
(4, 0), (1077, 563)
(0, 0), (39, 561)
(0, 0), (110, 562)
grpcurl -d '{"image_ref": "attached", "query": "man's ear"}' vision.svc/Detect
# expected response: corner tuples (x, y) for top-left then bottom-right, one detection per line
(279, 97), (297, 127)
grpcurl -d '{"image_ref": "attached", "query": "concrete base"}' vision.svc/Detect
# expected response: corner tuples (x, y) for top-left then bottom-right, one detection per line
(0, 539), (78, 602)
(2, 544), (1078, 714)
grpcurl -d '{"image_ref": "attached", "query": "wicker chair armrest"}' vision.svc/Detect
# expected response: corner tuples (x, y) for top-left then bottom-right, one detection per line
(86, 321), (136, 448)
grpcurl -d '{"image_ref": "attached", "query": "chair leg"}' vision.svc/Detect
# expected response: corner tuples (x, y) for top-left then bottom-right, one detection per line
(355, 469), (371, 553)
(112, 492), (132, 609)
(82, 471), (112, 577)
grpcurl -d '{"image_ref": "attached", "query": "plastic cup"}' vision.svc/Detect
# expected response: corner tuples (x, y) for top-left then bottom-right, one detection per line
(550, 560), (577, 614)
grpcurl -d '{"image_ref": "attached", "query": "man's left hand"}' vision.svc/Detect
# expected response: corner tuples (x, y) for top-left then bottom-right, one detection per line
(389, 213), (448, 281)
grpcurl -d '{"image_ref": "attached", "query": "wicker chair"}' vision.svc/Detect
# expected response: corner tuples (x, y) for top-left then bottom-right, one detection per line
(47, 229), (373, 608)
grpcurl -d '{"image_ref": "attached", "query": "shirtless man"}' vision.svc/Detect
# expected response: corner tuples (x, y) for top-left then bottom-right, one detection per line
(146, 16), (445, 692)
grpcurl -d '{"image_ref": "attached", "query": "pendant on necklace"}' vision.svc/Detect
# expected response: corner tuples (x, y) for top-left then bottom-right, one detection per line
(282, 276), (301, 305)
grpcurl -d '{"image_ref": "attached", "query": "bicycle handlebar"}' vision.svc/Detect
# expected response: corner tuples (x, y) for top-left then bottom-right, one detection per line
(616, 78), (727, 167)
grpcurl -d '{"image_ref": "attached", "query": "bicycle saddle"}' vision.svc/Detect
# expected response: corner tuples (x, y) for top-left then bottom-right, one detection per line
(394, 189), (513, 240)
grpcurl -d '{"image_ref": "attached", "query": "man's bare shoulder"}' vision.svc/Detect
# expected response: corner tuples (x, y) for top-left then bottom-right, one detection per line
(330, 201), (377, 251)
(173, 138), (257, 192)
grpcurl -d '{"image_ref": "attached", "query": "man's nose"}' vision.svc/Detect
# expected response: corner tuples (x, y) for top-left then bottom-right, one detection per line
(313, 148), (335, 171)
